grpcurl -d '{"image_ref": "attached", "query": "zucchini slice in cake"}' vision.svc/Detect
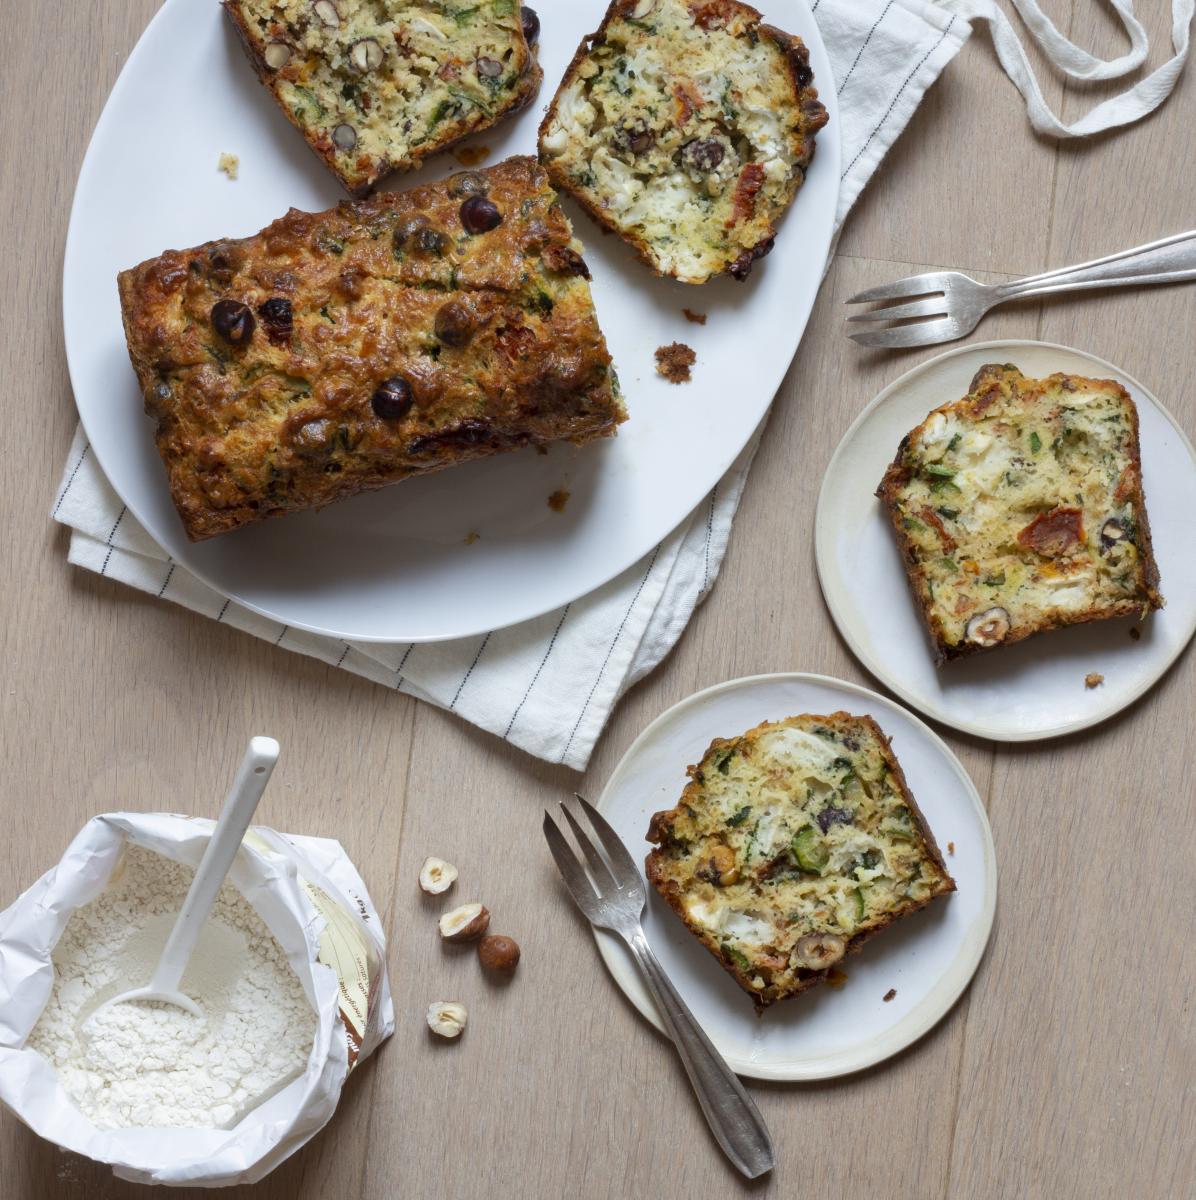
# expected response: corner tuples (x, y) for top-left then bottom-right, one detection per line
(537, 0), (827, 284)
(224, 0), (543, 196)
(877, 363), (1164, 663)
(646, 713), (955, 1011)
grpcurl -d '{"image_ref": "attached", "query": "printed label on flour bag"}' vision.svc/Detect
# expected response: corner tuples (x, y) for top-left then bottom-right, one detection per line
(243, 828), (384, 1069)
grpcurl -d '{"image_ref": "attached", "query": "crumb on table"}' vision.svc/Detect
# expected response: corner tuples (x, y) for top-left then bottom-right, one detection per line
(1129, 626), (1141, 641)
(547, 489), (570, 513)
(883, 988), (897, 1003)
(682, 308), (707, 325)
(655, 342), (696, 384)
(453, 145), (491, 166)
(464, 531), (479, 545)
(217, 152), (239, 180)
(1085, 672), (1105, 689)
(947, 841), (955, 856)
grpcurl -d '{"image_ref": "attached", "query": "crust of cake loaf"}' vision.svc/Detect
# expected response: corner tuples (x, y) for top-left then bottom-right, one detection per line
(117, 156), (623, 540)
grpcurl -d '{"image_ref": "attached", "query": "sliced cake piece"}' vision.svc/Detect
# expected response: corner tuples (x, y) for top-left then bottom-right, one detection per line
(117, 156), (623, 541)
(877, 363), (1163, 663)
(224, 0), (543, 196)
(646, 713), (955, 1011)
(537, 0), (827, 284)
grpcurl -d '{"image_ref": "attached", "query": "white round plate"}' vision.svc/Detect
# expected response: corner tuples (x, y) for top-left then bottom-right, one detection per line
(63, 0), (839, 643)
(593, 673), (995, 1081)
(816, 341), (1196, 741)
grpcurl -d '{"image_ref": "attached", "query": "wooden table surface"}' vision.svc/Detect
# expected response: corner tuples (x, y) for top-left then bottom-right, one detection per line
(3, 3), (1194, 1198)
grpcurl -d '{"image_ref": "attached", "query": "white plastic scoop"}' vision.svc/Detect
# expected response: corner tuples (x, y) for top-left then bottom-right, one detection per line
(88, 736), (280, 1022)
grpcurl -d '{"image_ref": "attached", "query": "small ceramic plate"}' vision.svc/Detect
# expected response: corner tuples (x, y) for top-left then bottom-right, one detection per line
(592, 673), (995, 1082)
(62, 0), (839, 644)
(816, 341), (1196, 741)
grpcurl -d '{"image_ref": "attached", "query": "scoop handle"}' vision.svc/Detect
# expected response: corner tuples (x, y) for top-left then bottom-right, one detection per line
(149, 737), (280, 995)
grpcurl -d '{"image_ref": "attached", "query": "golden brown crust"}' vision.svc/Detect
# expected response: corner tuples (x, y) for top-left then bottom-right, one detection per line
(222, 1), (542, 197)
(876, 364), (1164, 664)
(537, 0), (827, 284)
(117, 156), (623, 541)
(645, 711), (955, 1011)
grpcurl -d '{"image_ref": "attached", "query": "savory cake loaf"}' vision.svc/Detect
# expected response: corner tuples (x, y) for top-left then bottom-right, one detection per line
(537, 0), (827, 284)
(223, 0), (543, 195)
(646, 713), (955, 1011)
(117, 156), (624, 541)
(877, 364), (1163, 663)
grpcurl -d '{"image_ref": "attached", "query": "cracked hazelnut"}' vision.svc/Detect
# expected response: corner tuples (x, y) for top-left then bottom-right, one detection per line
(426, 1001), (467, 1038)
(965, 606), (1011, 647)
(264, 41), (292, 69)
(793, 932), (846, 971)
(351, 38), (384, 72)
(438, 902), (490, 942)
(313, 0), (340, 27)
(418, 856), (458, 895)
(478, 934), (520, 973)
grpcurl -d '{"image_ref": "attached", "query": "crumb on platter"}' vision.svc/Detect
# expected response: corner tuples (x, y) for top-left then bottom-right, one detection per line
(656, 342), (696, 384)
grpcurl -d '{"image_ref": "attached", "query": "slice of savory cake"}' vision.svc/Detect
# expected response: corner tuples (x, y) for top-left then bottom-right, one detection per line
(877, 364), (1163, 663)
(537, 0), (827, 284)
(117, 156), (624, 541)
(646, 713), (955, 1011)
(224, 0), (543, 196)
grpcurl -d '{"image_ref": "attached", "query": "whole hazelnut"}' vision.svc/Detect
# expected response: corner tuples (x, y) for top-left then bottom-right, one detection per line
(478, 934), (520, 974)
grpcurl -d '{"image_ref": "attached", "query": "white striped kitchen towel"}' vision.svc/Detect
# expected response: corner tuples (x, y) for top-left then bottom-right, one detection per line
(54, 0), (971, 769)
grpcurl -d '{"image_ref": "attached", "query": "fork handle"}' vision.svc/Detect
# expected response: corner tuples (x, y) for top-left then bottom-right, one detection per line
(623, 929), (774, 1179)
(996, 230), (1196, 301)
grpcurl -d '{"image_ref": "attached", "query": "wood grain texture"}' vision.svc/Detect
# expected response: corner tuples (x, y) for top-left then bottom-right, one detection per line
(2, 1), (1194, 1198)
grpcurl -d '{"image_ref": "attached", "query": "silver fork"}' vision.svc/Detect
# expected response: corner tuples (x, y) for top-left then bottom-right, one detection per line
(845, 229), (1196, 349)
(543, 795), (774, 1180)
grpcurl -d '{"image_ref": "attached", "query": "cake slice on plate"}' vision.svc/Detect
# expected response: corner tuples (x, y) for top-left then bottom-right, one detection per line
(224, 0), (542, 195)
(537, 0), (827, 284)
(877, 363), (1163, 663)
(646, 712), (955, 1011)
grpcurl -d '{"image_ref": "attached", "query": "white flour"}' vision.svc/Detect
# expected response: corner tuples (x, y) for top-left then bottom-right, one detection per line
(28, 844), (316, 1130)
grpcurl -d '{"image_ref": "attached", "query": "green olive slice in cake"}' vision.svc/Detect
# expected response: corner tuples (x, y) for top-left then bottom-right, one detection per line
(877, 363), (1164, 663)
(646, 713), (955, 1011)
(225, 0), (543, 196)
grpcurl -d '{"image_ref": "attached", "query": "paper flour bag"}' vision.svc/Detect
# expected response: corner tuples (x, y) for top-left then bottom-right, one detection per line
(0, 812), (394, 1187)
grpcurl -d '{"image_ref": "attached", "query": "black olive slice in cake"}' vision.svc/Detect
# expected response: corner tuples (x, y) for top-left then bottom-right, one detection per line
(877, 364), (1164, 663)
(225, 0), (543, 196)
(537, 0), (827, 284)
(646, 713), (955, 1011)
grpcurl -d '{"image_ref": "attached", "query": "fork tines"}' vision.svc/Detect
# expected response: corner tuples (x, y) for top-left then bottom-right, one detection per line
(542, 795), (644, 921)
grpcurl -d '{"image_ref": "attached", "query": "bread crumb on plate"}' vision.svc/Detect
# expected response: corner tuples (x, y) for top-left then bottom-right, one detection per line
(656, 342), (696, 384)
(547, 489), (570, 513)
(947, 841), (955, 855)
(682, 308), (708, 325)
(883, 988), (897, 1002)
(454, 145), (491, 167)
(1129, 626), (1142, 640)
(464, 531), (479, 546)
(217, 152), (239, 180)
(1085, 672), (1105, 689)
